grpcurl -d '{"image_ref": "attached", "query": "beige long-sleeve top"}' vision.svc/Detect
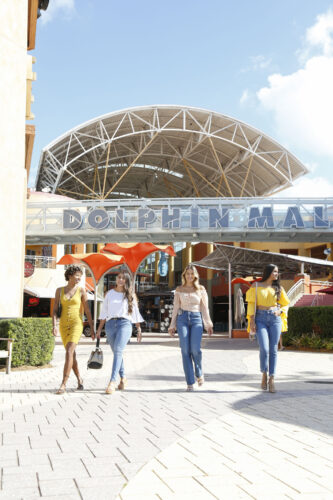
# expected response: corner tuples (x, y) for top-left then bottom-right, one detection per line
(170, 286), (213, 331)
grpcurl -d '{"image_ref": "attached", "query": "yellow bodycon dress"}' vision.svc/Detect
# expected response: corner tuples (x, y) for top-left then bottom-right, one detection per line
(59, 287), (83, 346)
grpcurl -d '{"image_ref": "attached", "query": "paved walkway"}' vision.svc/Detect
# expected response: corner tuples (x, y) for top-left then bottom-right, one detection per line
(0, 335), (333, 500)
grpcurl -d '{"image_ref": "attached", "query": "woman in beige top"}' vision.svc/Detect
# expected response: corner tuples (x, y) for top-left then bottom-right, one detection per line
(169, 264), (213, 391)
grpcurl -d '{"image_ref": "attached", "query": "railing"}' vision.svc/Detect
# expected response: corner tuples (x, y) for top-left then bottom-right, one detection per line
(287, 279), (332, 306)
(137, 282), (170, 292)
(25, 255), (56, 269)
(287, 279), (305, 306)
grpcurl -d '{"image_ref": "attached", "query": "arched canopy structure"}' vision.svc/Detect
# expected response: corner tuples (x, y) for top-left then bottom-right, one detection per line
(36, 105), (308, 200)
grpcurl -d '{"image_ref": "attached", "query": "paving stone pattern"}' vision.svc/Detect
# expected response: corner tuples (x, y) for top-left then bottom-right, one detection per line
(0, 336), (333, 499)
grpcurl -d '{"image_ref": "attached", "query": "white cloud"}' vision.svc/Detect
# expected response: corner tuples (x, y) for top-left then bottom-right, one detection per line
(304, 161), (319, 173)
(257, 55), (333, 157)
(241, 54), (273, 73)
(302, 9), (333, 58)
(274, 176), (333, 198)
(250, 55), (272, 70)
(256, 9), (333, 161)
(40, 0), (75, 25)
(240, 89), (249, 105)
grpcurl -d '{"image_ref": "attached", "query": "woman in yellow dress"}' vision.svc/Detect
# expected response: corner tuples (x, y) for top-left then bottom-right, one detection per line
(52, 265), (94, 394)
(246, 264), (289, 393)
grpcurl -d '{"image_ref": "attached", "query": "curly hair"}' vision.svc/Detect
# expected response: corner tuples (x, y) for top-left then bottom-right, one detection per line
(64, 265), (83, 281)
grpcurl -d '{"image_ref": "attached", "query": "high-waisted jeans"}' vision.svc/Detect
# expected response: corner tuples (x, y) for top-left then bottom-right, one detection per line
(255, 309), (282, 376)
(176, 311), (204, 385)
(106, 318), (132, 381)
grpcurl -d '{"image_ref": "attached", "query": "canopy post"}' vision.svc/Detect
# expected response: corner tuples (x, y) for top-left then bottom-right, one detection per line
(91, 273), (98, 333)
(228, 262), (232, 339)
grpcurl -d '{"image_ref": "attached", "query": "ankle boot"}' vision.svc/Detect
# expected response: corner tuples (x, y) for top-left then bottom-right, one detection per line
(261, 372), (267, 390)
(268, 376), (276, 393)
(117, 377), (127, 390)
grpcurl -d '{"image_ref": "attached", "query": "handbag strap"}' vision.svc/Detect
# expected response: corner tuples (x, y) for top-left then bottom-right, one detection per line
(96, 338), (100, 348)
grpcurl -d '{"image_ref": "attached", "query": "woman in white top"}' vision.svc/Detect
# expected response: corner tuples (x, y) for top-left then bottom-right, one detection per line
(169, 264), (213, 391)
(95, 271), (144, 394)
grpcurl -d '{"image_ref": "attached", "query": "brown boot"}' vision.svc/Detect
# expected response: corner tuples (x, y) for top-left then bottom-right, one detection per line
(261, 372), (267, 390)
(117, 377), (127, 391)
(268, 376), (276, 393)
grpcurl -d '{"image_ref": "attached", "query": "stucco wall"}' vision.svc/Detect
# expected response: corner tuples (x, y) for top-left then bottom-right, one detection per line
(0, 1), (28, 317)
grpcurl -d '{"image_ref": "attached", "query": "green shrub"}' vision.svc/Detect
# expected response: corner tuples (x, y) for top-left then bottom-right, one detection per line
(288, 306), (333, 338)
(0, 318), (54, 367)
(284, 306), (333, 350)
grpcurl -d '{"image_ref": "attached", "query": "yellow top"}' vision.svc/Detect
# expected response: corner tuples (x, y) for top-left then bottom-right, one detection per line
(245, 285), (290, 332)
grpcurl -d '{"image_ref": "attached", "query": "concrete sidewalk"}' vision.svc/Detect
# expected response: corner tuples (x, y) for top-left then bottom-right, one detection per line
(0, 335), (333, 499)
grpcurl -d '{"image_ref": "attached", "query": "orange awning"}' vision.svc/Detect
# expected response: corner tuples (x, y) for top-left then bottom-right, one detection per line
(101, 242), (176, 273)
(57, 253), (125, 283)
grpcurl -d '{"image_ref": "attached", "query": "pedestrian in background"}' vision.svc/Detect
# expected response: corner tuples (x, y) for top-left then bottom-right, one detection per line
(53, 265), (94, 394)
(246, 264), (289, 393)
(169, 264), (213, 391)
(95, 271), (144, 394)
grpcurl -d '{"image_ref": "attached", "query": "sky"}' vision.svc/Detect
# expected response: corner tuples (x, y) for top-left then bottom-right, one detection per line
(29, 0), (333, 198)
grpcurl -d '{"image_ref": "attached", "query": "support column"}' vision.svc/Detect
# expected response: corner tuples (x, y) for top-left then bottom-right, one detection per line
(206, 243), (214, 322)
(228, 262), (232, 339)
(155, 252), (160, 285)
(86, 244), (93, 253)
(0, 3), (28, 317)
(168, 252), (174, 289)
(185, 242), (192, 266)
(73, 244), (84, 254)
(328, 243), (333, 279)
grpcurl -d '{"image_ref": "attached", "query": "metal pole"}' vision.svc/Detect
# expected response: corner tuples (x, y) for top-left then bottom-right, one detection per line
(228, 262), (232, 339)
(92, 273), (98, 333)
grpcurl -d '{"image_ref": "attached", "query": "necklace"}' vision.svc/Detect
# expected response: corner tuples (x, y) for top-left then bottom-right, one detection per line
(64, 285), (78, 300)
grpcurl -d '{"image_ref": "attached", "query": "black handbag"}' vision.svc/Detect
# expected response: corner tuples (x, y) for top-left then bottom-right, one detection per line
(56, 302), (62, 319)
(87, 338), (103, 369)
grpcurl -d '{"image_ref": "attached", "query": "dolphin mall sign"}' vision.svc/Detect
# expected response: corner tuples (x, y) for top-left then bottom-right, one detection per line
(26, 197), (333, 244)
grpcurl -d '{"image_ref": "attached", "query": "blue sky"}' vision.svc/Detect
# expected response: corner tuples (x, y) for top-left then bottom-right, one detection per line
(29, 0), (333, 197)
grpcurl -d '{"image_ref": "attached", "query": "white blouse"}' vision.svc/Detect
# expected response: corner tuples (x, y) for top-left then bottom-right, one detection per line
(99, 289), (144, 324)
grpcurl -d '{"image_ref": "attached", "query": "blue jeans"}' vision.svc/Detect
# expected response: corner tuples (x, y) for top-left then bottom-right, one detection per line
(106, 318), (132, 381)
(255, 309), (282, 376)
(177, 311), (203, 385)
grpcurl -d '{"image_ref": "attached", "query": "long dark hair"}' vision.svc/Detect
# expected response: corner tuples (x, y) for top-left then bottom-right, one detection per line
(117, 271), (134, 314)
(262, 264), (281, 300)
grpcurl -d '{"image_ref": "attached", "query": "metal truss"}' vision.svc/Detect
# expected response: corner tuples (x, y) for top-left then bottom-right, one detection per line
(36, 105), (308, 200)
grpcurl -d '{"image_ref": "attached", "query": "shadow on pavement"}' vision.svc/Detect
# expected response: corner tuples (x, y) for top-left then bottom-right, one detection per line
(233, 379), (333, 437)
(132, 372), (249, 382)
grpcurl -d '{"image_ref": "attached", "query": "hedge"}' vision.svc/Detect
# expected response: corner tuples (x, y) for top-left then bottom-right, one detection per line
(0, 318), (54, 367)
(288, 306), (333, 337)
(284, 306), (333, 350)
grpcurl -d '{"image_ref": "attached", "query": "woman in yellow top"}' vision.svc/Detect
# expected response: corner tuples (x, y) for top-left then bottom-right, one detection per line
(246, 264), (289, 393)
(53, 265), (94, 394)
